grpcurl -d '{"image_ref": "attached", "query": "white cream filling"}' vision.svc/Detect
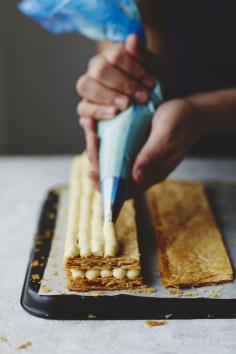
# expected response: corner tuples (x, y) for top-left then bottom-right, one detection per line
(103, 221), (119, 257)
(65, 155), (120, 259)
(100, 269), (113, 278)
(71, 269), (85, 279)
(85, 269), (100, 280)
(127, 269), (140, 279)
(78, 158), (93, 257)
(91, 191), (104, 256)
(70, 268), (140, 280)
(64, 157), (82, 258)
(112, 268), (127, 279)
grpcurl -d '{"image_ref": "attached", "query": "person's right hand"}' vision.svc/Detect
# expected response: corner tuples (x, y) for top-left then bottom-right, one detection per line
(76, 34), (158, 181)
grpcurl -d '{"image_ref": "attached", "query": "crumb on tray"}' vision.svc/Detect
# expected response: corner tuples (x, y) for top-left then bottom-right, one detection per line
(41, 285), (51, 293)
(88, 314), (96, 319)
(31, 260), (39, 267)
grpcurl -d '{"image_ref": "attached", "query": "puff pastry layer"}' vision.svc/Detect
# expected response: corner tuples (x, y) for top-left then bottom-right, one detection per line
(147, 180), (234, 288)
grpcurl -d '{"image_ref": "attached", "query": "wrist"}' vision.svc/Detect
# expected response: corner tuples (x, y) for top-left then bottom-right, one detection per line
(186, 96), (214, 136)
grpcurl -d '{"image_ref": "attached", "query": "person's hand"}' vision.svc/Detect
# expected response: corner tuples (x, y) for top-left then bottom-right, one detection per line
(76, 34), (158, 182)
(76, 34), (157, 120)
(131, 98), (208, 192)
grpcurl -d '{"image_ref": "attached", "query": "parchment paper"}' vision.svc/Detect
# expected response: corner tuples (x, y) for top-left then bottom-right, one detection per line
(39, 182), (236, 299)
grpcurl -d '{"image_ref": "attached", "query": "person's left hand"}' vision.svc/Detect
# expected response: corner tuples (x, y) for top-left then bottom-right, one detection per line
(131, 98), (207, 192)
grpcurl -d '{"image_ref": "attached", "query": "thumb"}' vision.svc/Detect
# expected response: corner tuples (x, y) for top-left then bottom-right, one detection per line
(125, 34), (159, 76)
(132, 120), (166, 184)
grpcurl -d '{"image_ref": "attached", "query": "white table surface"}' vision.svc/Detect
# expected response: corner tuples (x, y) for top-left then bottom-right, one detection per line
(0, 156), (236, 354)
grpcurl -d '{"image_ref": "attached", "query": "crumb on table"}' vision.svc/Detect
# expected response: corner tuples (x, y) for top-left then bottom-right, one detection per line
(0, 336), (7, 342)
(17, 341), (32, 350)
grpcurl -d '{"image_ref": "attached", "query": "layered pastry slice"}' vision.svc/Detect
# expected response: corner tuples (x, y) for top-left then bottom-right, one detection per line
(147, 180), (234, 288)
(64, 154), (145, 291)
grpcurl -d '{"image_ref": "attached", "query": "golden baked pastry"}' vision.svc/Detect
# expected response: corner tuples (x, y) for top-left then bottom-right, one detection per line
(147, 180), (234, 288)
(64, 154), (145, 292)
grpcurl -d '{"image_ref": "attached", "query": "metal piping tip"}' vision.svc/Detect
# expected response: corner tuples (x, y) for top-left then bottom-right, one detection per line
(101, 176), (129, 223)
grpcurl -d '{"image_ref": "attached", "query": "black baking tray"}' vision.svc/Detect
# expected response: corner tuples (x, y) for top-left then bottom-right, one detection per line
(21, 188), (236, 320)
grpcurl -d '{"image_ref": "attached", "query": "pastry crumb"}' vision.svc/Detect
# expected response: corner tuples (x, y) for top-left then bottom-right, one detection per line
(89, 291), (105, 297)
(31, 260), (39, 267)
(0, 336), (7, 342)
(41, 285), (51, 293)
(31, 274), (40, 281)
(52, 271), (58, 276)
(168, 288), (183, 296)
(164, 314), (172, 319)
(48, 213), (55, 220)
(183, 290), (198, 297)
(17, 341), (32, 350)
(88, 313), (96, 319)
(206, 287), (223, 298)
(145, 320), (167, 327)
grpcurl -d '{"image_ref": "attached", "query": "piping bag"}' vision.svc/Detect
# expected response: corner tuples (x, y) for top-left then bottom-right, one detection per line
(19, 0), (163, 222)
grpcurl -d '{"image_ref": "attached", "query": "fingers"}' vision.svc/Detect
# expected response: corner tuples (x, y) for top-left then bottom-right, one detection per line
(88, 170), (100, 191)
(133, 151), (182, 194)
(79, 116), (99, 171)
(88, 55), (150, 102)
(77, 100), (118, 120)
(79, 116), (96, 135)
(132, 121), (168, 184)
(76, 75), (130, 110)
(103, 43), (155, 89)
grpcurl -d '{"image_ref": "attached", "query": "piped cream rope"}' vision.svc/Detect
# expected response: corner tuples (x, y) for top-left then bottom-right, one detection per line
(77, 157), (93, 257)
(103, 221), (119, 257)
(64, 154), (119, 258)
(64, 157), (81, 258)
(91, 191), (104, 256)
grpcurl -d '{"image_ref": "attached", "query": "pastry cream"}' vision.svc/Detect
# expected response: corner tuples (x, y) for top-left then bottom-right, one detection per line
(71, 269), (85, 279)
(85, 269), (100, 280)
(91, 191), (104, 256)
(70, 268), (140, 280)
(100, 269), (113, 278)
(77, 158), (93, 257)
(112, 268), (126, 279)
(103, 221), (119, 257)
(64, 157), (81, 258)
(64, 155), (120, 258)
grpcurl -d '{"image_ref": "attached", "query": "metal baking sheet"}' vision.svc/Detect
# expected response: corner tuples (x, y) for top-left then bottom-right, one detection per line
(39, 182), (236, 299)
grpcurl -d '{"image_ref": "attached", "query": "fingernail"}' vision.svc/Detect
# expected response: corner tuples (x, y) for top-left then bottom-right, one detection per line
(134, 90), (149, 103)
(143, 77), (155, 88)
(114, 97), (128, 110)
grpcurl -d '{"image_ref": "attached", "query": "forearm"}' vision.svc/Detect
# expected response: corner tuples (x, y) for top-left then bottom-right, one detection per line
(188, 88), (236, 135)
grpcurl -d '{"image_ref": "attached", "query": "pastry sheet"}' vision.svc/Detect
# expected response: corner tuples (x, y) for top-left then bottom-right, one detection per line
(39, 182), (236, 299)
